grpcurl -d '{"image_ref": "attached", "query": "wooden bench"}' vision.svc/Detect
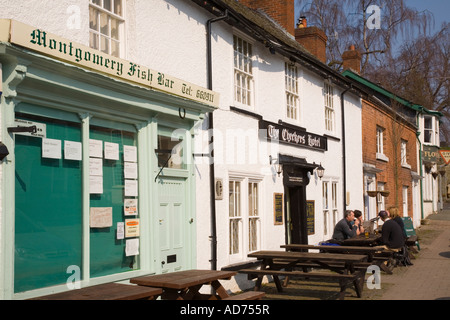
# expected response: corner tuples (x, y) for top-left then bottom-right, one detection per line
(239, 269), (363, 300)
(222, 291), (266, 300)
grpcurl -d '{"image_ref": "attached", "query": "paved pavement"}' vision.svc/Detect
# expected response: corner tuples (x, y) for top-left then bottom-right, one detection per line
(380, 204), (450, 300)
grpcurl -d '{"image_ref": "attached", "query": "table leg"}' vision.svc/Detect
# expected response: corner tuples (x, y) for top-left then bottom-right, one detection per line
(211, 280), (230, 299)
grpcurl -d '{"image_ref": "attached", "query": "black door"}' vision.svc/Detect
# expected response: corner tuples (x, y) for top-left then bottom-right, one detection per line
(286, 186), (308, 244)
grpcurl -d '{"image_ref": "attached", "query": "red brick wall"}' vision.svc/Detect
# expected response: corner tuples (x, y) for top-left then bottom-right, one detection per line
(362, 99), (418, 217)
(239, 0), (295, 36)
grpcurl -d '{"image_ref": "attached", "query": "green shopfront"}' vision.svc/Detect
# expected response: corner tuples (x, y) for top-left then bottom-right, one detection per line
(0, 20), (218, 299)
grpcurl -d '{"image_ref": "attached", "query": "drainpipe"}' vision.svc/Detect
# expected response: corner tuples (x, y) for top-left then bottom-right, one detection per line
(206, 10), (229, 271)
(416, 113), (425, 220)
(340, 85), (351, 214)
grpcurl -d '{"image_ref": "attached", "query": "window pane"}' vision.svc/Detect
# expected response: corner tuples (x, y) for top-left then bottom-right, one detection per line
(100, 35), (109, 54)
(92, 0), (101, 6)
(157, 134), (185, 169)
(111, 40), (120, 58)
(114, 0), (123, 16)
(103, 0), (112, 11)
(111, 18), (119, 40)
(100, 12), (109, 36)
(90, 32), (99, 50)
(15, 113), (82, 293)
(89, 7), (99, 31)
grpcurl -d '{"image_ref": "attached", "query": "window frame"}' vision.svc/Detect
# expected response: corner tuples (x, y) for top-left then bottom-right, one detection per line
(233, 34), (254, 109)
(89, 0), (125, 58)
(285, 62), (300, 122)
(324, 81), (335, 133)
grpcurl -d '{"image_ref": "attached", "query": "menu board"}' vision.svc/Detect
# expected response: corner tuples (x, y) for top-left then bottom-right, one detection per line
(273, 193), (284, 225)
(306, 200), (315, 235)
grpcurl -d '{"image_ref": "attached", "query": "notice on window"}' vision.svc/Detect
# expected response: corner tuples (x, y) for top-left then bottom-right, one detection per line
(124, 199), (138, 216)
(125, 179), (138, 197)
(89, 158), (103, 176)
(64, 140), (82, 161)
(42, 138), (61, 159)
(89, 139), (103, 158)
(117, 222), (125, 240)
(90, 207), (113, 228)
(124, 145), (137, 163)
(89, 175), (103, 194)
(124, 162), (138, 179)
(125, 219), (140, 238)
(125, 239), (139, 257)
(104, 142), (119, 160)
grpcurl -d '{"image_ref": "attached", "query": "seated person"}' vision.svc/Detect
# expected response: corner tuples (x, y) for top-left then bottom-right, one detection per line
(387, 206), (407, 239)
(332, 210), (361, 241)
(378, 210), (405, 250)
(353, 209), (365, 234)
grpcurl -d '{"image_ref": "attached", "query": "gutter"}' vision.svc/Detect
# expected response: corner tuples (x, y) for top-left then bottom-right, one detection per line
(206, 9), (229, 271)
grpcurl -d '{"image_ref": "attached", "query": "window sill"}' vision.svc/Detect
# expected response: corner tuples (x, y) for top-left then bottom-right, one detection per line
(401, 163), (412, 169)
(376, 153), (389, 162)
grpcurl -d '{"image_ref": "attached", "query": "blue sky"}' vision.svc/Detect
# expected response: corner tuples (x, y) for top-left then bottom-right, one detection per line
(406, 0), (449, 33)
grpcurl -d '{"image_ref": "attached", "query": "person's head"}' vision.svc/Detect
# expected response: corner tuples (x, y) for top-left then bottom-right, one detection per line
(388, 206), (399, 219)
(354, 210), (363, 221)
(344, 210), (355, 222)
(378, 210), (389, 221)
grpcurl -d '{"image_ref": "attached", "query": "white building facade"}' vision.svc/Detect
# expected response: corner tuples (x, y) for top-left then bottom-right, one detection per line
(0, 0), (364, 298)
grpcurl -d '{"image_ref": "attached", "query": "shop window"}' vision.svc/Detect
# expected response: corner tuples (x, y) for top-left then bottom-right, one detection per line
(157, 127), (186, 170)
(14, 113), (83, 293)
(89, 0), (124, 57)
(89, 124), (138, 278)
(229, 180), (241, 255)
(248, 182), (260, 252)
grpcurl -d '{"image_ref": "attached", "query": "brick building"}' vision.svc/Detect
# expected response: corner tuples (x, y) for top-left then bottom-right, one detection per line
(342, 47), (422, 223)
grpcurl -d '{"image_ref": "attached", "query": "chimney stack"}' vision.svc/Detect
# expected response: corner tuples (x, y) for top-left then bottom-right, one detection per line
(239, 0), (295, 36)
(294, 17), (328, 63)
(342, 45), (362, 74)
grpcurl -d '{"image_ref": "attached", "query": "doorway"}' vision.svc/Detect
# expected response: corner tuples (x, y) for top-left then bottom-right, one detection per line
(285, 185), (307, 244)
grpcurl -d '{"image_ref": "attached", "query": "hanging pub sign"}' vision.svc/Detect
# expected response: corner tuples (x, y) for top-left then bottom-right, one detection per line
(423, 145), (439, 162)
(259, 120), (327, 151)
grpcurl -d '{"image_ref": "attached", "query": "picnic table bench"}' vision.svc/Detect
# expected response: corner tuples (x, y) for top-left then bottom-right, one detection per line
(30, 282), (163, 300)
(241, 250), (368, 300)
(131, 269), (262, 300)
(281, 243), (394, 274)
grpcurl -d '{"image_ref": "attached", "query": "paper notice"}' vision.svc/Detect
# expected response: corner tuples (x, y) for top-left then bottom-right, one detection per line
(124, 198), (138, 216)
(64, 140), (82, 161)
(89, 158), (103, 176)
(89, 139), (103, 158)
(125, 239), (139, 256)
(125, 219), (140, 237)
(117, 222), (125, 240)
(125, 179), (138, 197)
(124, 145), (137, 162)
(124, 162), (138, 179)
(89, 175), (103, 194)
(90, 207), (113, 228)
(42, 138), (61, 159)
(104, 142), (119, 160)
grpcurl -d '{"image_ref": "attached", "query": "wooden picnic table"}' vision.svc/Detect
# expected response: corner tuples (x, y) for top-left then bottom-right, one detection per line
(340, 233), (382, 247)
(130, 269), (236, 300)
(281, 244), (383, 262)
(242, 250), (367, 299)
(31, 282), (163, 300)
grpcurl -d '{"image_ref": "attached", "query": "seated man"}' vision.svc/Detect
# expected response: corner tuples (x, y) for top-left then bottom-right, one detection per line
(332, 210), (361, 241)
(378, 210), (404, 250)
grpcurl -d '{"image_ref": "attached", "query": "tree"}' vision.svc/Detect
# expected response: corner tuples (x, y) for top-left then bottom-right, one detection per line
(296, 0), (434, 73)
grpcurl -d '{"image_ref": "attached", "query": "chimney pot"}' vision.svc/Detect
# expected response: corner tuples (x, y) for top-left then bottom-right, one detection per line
(342, 45), (362, 74)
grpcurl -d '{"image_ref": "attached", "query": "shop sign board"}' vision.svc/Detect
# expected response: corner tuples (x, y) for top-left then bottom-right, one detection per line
(1, 20), (219, 108)
(422, 145), (439, 162)
(259, 120), (327, 151)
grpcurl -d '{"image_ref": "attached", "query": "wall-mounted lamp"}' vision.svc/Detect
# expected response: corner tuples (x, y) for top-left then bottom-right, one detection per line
(0, 142), (9, 161)
(316, 163), (325, 179)
(269, 155), (283, 176)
